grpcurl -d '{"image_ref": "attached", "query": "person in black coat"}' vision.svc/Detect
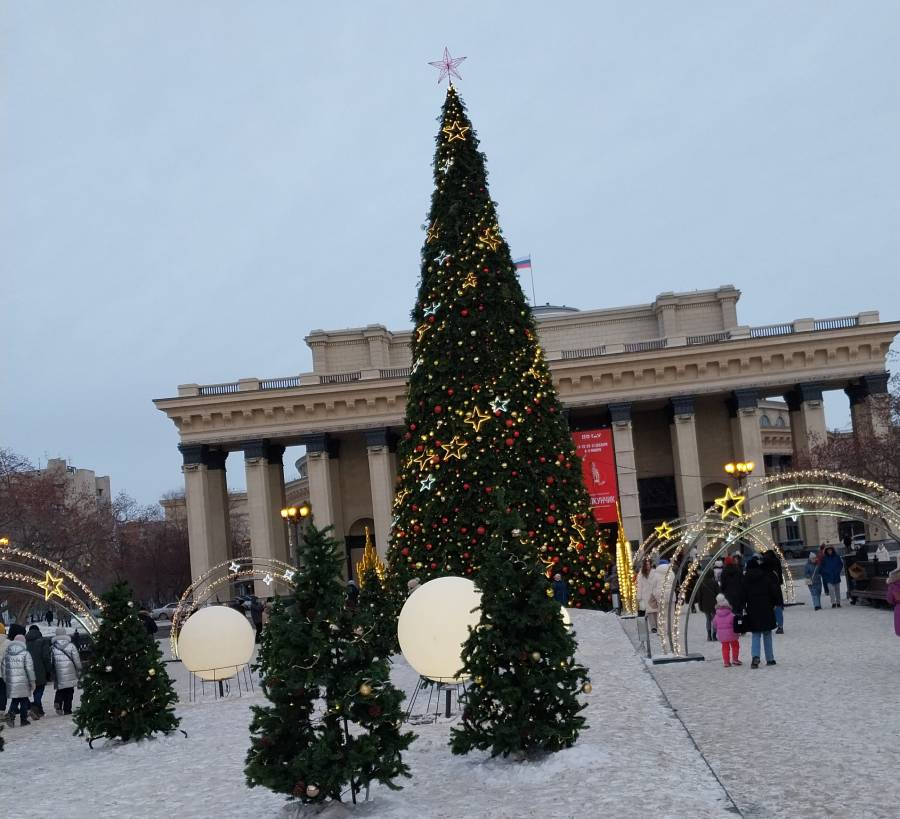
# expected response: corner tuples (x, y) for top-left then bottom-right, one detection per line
(719, 556), (744, 611)
(761, 550), (786, 634)
(697, 571), (720, 641)
(743, 555), (780, 668)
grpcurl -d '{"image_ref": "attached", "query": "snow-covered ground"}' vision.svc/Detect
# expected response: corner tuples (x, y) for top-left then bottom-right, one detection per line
(3, 610), (734, 819)
(650, 586), (900, 819)
(5, 595), (896, 819)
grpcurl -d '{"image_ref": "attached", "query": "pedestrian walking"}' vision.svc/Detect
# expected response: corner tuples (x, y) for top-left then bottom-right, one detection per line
(820, 546), (844, 608)
(713, 593), (742, 667)
(886, 567), (900, 638)
(25, 624), (52, 719)
(0, 623), (9, 712)
(743, 555), (779, 668)
(138, 610), (158, 636)
(636, 558), (653, 616)
(804, 552), (823, 610)
(346, 579), (360, 609)
(697, 570), (720, 641)
(2, 634), (35, 726)
(645, 559), (670, 634)
(50, 627), (82, 715)
(761, 550), (786, 634)
(249, 595), (265, 643)
(719, 556), (744, 611)
(552, 572), (569, 605)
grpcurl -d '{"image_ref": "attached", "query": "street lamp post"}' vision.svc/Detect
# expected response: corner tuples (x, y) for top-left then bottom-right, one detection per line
(280, 503), (311, 563)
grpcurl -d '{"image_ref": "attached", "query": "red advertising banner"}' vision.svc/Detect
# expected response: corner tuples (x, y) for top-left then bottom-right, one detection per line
(572, 428), (620, 524)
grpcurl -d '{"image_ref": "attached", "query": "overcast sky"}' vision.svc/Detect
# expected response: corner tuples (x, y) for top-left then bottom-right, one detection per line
(3, 2), (897, 505)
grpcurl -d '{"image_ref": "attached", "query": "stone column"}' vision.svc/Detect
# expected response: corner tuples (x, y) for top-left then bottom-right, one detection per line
(365, 428), (396, 559)
(785, 384), (838, 547)
(668, 396), (704, 520)
(846, 373), (891, 541)
(846, 372), (891, 441)
(609, 402), (643, 543)
(244, 441), (289, 595)
(728, 389), (767, 515)
(304, 434), (347, 574)
(179, 444), (232, 593)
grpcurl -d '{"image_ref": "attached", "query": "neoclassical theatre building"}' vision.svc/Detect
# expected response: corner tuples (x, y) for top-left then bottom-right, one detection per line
(154, 285), (897, 582)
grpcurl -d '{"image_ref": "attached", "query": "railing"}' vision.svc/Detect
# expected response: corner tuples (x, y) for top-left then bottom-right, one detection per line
(624, 338), (667, 353)
(750, 323), (794, 338)
(319, 371), (362, 384)
(814, 316), (858, 331)
(380, 367), (412, 379)
(260, 376), (300, 390)
(561, 345), (606, 360)
(686, 331), (731, 345)
(198, 382), (240, 396)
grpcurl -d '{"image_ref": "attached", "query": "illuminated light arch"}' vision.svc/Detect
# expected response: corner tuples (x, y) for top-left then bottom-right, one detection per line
(0, 544), (102, 633)
(658, 471), (900, 656)
(170, 556), (299, 657)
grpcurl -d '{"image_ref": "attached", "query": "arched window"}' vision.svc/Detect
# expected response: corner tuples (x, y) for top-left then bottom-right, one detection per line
(775, 416), (786, 427)
(760, 415), (771, 427)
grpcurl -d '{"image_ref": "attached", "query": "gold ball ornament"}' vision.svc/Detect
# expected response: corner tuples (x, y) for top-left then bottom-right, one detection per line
(531, 651), (541, 662)
(148, 668), (156, 676)
(306, 785), (320, 798)
(545, 587), (553, 597)
(582, 683), (593, 694)
(359, 683), (373, 697)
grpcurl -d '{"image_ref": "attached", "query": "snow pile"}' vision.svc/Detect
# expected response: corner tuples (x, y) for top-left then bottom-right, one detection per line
(4, 609), (734, 819)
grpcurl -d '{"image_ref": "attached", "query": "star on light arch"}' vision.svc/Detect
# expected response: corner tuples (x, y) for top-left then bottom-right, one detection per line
(782, 500), (804, 522)
(715, 487), (746, 520)
(37, 570), (65, 601)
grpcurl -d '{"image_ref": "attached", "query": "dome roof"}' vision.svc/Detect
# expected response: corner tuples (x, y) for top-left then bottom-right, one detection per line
(531, 303), (580, 318)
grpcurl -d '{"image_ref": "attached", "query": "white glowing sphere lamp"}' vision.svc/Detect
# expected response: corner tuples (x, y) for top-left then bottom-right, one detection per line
(177, 605), (255, 681)
(397, 576), (482, 682)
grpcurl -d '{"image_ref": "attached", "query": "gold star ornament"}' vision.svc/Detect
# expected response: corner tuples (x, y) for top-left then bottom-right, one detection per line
(440, 435), (468, 460)
(37, 570), (65, 601)
(478, 226), (502, 251)
(714, 487), (746, 520)
(464, 406), (491, 433)
(442, 120), (470, 142)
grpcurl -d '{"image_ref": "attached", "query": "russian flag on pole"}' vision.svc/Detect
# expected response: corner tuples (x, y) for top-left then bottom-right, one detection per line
(513, 256), (532, 270)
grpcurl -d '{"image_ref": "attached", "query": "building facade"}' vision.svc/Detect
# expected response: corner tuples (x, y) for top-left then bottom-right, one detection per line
(37, 458), (112, 508)
(154, 285), (897, 581)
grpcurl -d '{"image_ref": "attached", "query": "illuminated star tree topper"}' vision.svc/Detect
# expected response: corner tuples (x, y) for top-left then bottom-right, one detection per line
(428, 47), (466, 85)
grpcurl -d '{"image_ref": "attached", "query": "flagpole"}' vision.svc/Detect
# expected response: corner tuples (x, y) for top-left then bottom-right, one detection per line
(529, 252), (537, 306)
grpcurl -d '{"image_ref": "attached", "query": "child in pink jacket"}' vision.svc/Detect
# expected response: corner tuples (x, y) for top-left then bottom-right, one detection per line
(713, 593), (742, 667)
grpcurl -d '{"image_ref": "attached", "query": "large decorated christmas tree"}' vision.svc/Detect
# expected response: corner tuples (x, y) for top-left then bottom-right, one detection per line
(387, 67), (612, 608)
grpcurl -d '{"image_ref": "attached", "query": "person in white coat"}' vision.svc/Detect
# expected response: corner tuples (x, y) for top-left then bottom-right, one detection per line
(0, 624), (9, 711)
(636, 559), (654, 616)
(50, 627), (82, 716)
(645, 559), (671, 634)
(2, 634), (36, 726)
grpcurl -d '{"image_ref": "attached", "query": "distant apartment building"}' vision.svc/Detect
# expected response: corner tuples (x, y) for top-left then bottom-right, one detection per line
(38, 458), (111, 507)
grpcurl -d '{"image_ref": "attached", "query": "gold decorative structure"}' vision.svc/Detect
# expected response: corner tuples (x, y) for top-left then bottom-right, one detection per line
(356, 527), (386, 587)
(614, 502), (638, 615)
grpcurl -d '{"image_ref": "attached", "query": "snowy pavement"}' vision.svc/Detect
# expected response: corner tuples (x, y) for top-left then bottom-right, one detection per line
(2, 610), (734, 819)
(650, 589), (900, 819)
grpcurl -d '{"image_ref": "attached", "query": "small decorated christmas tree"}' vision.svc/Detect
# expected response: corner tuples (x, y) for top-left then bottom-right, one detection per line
(356, 528), (398, 659)
(246, 522), (414, 804)
(73, 582), (179, 744)
(450, 496), (590, 758)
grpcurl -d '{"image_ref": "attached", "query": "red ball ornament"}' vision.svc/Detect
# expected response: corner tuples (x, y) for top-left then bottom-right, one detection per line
(415, 444), (424, 452)
(434, 405), (442, 414)
(460, 527), (468, 534)
(549, 504), (557, 511)
(441, 516), (449, 524)
(460, 308), (469, 317)
(447, 388), (454, 396)
(505, 438), (515, 446)
(484, 486), (493, 494)
(546, 476), (555, 485)
(462, 551), (470, 559)
(561, 565), (569, 573)
(425, 543), (433, 551)
(409, 423), (417, 431)
(476, 526), (486, 535)
(511, 470), (518, 476)
(546, 515), (556, 524)
(528, 530), (535, 537)
(401, 547), (409, 556)
(539, 456), (546, 463)
(513, 431), (520, 438)
(525, 406), (533, 414)
(427, 315), (436, 324)
(578, 587), (587, 596)
(478, 303), (485, 311)
(505, 419), (514, 427)
(430, 562), (437, 570)
(463, 483), (471, 491)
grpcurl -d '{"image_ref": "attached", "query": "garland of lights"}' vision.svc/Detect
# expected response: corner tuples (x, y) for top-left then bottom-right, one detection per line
(0, 542), (102, 632)
(656, 471), (900, 656)
(170, 556), (299, 657)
